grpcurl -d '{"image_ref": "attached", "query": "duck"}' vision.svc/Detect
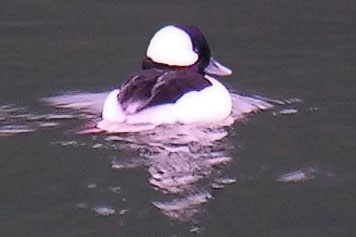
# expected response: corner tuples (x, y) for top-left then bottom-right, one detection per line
(101, 25), (232, 125)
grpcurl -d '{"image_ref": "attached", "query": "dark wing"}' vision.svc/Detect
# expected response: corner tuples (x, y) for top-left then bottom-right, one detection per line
(118, 69), (211, 114)
(143, 70), (211, 109)
(118, 69), (162, 112)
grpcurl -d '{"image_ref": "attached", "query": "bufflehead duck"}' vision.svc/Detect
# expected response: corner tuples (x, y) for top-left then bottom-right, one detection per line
(101, 25), (232, 125)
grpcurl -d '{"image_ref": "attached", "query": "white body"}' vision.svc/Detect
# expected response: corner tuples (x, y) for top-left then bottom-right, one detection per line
(101, 75), (232, 125)
(102, 89), (125, 123)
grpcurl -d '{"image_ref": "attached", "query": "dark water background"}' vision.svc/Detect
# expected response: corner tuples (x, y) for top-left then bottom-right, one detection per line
(1, 1), (356, 236)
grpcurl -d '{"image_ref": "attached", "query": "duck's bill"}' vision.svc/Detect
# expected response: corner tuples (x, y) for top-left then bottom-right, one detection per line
(204, 57), (232, 76)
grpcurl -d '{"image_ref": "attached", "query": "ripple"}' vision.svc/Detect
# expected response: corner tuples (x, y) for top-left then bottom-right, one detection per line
(152, 192), (212, 221)
(277, 108), (298, 115)
(0, 125), (35, 136)
(277, 167), (316, 183)
(92, 206), (116, 216)
(41, 90), (274, 221)
(0, 91), (277, 221)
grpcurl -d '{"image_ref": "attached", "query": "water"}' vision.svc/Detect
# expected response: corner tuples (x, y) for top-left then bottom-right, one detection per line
(1, 1), (356, 236)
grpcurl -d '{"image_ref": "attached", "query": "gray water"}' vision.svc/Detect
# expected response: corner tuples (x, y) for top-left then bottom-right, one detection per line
(1, 1), (356, 236)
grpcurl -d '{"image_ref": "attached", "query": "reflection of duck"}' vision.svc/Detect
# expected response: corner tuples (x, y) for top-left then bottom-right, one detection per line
(108, 122), (234, 221)
(101, 25), (233, 125)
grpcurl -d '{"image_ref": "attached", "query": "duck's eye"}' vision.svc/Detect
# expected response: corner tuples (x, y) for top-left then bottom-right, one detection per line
(193, 47), (199, 54)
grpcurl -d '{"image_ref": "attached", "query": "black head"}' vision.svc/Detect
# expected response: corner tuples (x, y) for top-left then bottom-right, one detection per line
(174, 25), (211, 74)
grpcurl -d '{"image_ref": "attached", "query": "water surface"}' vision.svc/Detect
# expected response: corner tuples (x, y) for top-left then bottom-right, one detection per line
(1, 1), (356, 236)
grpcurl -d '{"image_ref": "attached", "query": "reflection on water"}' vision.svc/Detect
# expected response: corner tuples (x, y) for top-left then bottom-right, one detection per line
(106, 124), (234, 221)
(1, 90), (277, 220)
(277, 167), (316, 183)
(43, 92), (110, 117)
(0, 104), (76, 136)
(44, 90), (273, 220)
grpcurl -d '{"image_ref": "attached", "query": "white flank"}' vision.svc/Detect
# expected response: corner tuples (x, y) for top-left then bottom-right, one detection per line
(125, 76), (232, 125)
(101, 89), (125, 123)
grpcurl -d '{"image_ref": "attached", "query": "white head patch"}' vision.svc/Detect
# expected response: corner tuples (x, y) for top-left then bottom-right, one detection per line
(146, 25), (199, 66)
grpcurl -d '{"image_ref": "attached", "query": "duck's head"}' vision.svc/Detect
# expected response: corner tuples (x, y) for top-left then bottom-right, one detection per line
(143, 25), (232, 76)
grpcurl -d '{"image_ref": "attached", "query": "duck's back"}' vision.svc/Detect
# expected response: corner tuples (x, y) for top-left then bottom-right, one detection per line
(118, 69), (212, 114)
